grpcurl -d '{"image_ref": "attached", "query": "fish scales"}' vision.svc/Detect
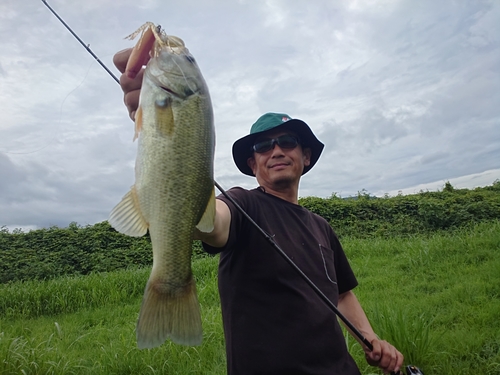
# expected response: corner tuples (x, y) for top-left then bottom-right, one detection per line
(109, 22), (215, 349)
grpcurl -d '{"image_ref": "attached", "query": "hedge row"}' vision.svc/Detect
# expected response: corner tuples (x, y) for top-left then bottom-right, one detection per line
(300, 181), (500, 238)
(1, 181), (498, 283)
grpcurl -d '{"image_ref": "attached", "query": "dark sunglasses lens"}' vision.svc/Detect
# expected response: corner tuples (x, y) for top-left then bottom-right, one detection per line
(277, 135), (298, 149)
(253, 135), (299, 153)
(253, 139), (274, 153)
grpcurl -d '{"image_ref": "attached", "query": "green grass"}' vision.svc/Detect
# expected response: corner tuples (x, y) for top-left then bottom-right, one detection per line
(0, 258), (226, 374)
(345, 221), (500, 374)
(1, 222), (499, 374)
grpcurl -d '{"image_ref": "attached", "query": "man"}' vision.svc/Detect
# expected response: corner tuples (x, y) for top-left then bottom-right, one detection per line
(114, 49), (404, 375)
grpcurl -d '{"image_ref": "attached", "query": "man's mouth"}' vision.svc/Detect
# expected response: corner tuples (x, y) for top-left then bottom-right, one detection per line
(269, 163), (289, 169)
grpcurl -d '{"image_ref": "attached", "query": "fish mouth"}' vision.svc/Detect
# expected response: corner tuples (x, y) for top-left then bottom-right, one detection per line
(159, 85), (182, 98)
(158, 84), (196, 99)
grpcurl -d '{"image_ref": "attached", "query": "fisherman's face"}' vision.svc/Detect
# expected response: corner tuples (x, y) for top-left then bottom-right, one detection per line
(247, 130), (311, 190)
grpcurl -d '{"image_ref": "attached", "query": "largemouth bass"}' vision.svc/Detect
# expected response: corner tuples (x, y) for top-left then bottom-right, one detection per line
(109, 22), (215, 349)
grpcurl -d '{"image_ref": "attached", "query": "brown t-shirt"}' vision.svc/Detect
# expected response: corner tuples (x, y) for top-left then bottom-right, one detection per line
(203, 187), (360, 375)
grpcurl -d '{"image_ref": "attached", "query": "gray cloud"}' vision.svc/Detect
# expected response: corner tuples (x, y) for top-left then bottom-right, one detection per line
(0, 0), (499, 229)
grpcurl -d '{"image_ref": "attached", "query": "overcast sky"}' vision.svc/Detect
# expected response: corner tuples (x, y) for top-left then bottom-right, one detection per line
(1, 0), (499, 231)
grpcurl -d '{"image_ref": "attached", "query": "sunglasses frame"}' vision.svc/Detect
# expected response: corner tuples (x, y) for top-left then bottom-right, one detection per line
(252, 134), (301, 153)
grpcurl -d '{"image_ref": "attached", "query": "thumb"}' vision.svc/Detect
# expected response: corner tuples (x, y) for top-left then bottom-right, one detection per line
(365, 339), (381, 365)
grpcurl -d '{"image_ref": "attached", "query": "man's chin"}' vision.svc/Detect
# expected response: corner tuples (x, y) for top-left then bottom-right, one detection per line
(271, 175), (296, 189)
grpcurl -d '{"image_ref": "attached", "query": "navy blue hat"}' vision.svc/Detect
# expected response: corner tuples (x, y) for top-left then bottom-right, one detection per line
(232, 112), (324, 176)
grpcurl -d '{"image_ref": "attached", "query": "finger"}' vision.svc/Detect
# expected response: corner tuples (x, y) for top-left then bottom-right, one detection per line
(387, 346), (404, 374)
(117, 59), (144, 121)
(394, 349), (404, 374)
(119, 68), (144, 94)
(379, 344), (395, 372)
(124, 90), (141, 121)
(113, 48), (133, 73)
(365, 340), (392, 372)
(378, 343), (402, 374)
(365, 339), (382, 364)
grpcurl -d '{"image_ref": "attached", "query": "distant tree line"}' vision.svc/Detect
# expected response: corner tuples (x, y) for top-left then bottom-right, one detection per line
(1, 181), (499, 284)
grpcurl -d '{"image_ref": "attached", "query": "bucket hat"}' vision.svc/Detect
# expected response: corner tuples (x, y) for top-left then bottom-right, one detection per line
(232, 112), (324, 176)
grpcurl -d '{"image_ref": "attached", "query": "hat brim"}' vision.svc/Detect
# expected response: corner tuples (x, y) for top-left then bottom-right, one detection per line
(232, 119), (324, 176)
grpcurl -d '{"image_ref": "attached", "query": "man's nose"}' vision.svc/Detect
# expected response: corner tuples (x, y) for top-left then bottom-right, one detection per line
(270, 143), (286, 156)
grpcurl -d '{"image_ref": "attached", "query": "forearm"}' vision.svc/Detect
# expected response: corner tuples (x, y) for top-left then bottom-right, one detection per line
(338, 290), (404, 372)
(337, 290), (377, 346)
(193, 199), (231, 248)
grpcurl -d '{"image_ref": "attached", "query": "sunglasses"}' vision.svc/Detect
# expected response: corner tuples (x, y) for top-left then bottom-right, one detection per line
(252, 134), (300, 153)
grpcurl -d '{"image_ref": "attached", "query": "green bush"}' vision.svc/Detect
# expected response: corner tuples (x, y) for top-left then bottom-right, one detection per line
(300, 182), (500, 238)
(0, 222), (152, 284)
(1, 182), (499, 283)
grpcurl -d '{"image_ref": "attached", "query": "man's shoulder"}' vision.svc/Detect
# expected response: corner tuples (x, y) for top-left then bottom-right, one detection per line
(218, 186), (259, 200)
(216, 186), (265, 210)
(306, 209), (328, 223)
(299, 206), (338, 236)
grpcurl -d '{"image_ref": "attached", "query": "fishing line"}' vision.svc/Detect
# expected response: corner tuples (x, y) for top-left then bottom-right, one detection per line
(41, 0), (119, 84)
(3, 60), (94, 155)
(41, 2), (410, 373)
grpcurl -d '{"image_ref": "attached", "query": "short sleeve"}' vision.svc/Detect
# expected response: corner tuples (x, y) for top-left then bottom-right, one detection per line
(202, 187), (248, 254)
(330, 230), (358, 294)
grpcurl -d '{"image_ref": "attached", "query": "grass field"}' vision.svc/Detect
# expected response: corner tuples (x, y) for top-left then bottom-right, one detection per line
(1, 221), (499, 374)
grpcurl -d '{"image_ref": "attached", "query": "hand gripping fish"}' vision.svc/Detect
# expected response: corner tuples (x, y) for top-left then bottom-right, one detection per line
(109, 22), (215, 349)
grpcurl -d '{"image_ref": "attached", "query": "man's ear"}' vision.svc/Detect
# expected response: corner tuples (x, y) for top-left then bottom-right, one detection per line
(303, 148), (311, 167)
(247, 157), (256, 176)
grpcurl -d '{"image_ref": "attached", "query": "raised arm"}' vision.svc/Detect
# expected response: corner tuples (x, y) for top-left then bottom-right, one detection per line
(194, 199), (231, 248)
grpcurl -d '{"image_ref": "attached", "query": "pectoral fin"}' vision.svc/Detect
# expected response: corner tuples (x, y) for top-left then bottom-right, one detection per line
(155, 97), (175, 136)
(109, 186), (148, 237)
(195, 187), (216, 233)
(133, 105), (143, 141)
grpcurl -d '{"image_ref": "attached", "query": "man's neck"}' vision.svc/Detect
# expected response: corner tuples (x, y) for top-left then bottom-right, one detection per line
(259, 184), (299, 204)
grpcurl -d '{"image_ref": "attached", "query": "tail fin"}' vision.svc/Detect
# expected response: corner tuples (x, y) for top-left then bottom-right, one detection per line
(136, 275), (202, 349)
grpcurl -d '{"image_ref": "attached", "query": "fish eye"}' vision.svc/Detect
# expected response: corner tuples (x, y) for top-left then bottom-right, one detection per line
(185, 55), (196, 64)
(155, 97), (171, 108)
(183, 88), (195, 97)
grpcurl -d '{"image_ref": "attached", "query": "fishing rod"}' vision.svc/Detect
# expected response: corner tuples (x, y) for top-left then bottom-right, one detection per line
(41, 2), (423, 374)
(215, 186), (424, 375)
(214, 184), (423, 375)
(41, 0), (120, 84)
(213, 183), (372, 345)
